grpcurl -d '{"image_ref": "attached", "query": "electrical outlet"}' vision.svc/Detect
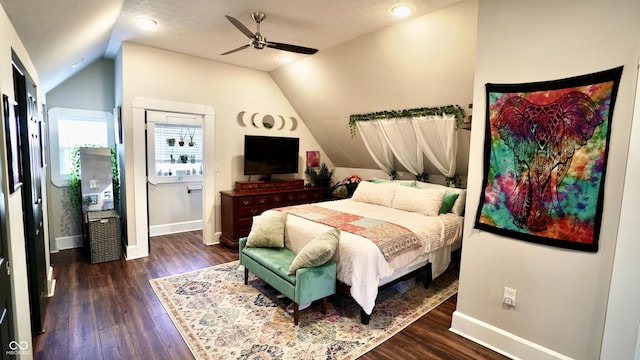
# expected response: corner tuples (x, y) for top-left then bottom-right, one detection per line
(503, 287), (517, 307)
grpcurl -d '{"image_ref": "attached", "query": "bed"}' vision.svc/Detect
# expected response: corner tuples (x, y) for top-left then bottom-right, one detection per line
(267, 180), (466, 324)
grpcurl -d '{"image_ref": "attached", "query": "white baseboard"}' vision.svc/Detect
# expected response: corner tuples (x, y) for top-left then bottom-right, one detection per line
(124, 244), (147, 260)
(450, 311), (574, 360)
(205, 231), (221, 245)
(55, 235), (83, 250)
(149, 220), (202, 237)
(46, 266), (56, 297)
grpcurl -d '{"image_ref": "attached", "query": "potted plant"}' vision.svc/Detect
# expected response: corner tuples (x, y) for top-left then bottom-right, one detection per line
(179, 154), (189, 163)
(188, 128), (195, 147)
(178, 129), (185, 146)
(304, 163), (338, 200)
(166, 138), (175, 146)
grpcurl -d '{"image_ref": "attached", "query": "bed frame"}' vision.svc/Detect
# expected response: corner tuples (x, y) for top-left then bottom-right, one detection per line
(336, 247), (461, 325)
(336, 262), (433, 325)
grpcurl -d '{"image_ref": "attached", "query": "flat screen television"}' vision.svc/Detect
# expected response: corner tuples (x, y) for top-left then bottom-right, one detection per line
(244, 135), (299, 179)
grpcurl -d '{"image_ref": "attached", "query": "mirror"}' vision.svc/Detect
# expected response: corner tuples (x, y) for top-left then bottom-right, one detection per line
(80, 147), (114, 211)
(262, 114), (275, 129)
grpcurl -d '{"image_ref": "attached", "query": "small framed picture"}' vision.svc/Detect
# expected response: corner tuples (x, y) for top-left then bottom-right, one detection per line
(3, 94), (23, 193)
(306, 150), (320, 168)
(114, 106), (123, 144)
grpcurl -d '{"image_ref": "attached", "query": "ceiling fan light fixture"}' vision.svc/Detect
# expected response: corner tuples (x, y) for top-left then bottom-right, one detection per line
(278, 55), (293, 63)
(136, 16), (158, 29)
(391, 4), (414, 18)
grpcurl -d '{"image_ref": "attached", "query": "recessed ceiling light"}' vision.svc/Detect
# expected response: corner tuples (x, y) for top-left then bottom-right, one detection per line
(391, 4), (414, 18)
(278, 55), (293, 63)
(136, 16), (158, 29)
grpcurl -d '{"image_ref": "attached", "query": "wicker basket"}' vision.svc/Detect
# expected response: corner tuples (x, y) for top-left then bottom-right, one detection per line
(87, 210), (122, 264)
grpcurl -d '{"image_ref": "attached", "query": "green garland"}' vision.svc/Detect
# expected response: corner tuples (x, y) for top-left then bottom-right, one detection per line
(349, 104), (466, 138)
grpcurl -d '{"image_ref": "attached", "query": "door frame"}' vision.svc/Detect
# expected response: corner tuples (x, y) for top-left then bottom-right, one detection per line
(127, 98), (214, 259)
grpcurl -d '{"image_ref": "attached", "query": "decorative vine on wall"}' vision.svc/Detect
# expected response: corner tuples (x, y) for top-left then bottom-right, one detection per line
(348, 104), (466, 137)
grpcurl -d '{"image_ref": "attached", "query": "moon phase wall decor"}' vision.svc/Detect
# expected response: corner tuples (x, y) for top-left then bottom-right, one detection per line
(236, 111), (298, 131)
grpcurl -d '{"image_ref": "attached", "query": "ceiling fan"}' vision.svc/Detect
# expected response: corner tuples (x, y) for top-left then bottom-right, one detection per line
(221, 12), (318, 56)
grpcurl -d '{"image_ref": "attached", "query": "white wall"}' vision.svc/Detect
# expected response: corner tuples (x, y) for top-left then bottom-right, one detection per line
(45, 58), (115, 251)
(0, 4), (41, 357)
(451, 1), (640, 359)
(118, 42), (332, 257)
(271, 0), (478, 172)
(600, 59), (640, 359)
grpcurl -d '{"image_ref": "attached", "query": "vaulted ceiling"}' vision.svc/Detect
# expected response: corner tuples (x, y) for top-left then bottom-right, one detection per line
(1, 0), (458, 92)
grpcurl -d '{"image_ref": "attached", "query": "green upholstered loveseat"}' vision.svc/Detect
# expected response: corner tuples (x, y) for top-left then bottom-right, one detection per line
(239, 237), (336, 325)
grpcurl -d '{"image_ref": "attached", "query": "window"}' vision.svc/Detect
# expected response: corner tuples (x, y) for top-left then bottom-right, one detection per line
(146, 110), (203, 184)
(48, 108), (114, 186)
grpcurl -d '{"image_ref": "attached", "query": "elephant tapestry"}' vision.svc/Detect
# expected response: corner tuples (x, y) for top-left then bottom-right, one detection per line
(475, 66), (623, 252)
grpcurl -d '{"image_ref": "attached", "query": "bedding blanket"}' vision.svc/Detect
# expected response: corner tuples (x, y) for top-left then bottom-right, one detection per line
(276, 204), (420, 261)
(268, 199), (463, 315)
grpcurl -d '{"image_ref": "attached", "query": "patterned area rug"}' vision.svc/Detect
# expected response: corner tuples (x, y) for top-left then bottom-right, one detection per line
(150, 261), (458, 360)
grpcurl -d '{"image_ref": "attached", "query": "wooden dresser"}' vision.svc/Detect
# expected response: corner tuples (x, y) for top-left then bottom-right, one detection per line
(220, 179), (322, 250)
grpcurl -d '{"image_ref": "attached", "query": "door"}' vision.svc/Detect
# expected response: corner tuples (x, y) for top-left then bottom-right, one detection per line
(13, 58), (47, 335)
(0, 139), (14, 360)
(145, 111), (204, 240)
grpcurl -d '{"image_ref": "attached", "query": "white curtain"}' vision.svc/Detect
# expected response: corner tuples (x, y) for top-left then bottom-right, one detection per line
(378, 118), (423, 176)
(413, 114), (458, 177)
(356, 113), (457, 178)
(356, 121), (394, 174)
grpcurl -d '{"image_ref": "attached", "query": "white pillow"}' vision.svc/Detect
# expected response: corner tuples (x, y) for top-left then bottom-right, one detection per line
(392, 186), (445, 216)
(415, 181), (466, 216)
(351, 181), (398, 208)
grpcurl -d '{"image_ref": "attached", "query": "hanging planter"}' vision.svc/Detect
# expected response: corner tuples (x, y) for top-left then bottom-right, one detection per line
(178, 128), (186, 146)
(188, 128), (195, 146)
(166, 138), (175, 146)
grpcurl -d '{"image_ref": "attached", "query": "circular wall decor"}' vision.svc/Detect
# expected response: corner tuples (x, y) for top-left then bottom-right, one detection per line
(262, 114), (275, 129)
(237, 111), (247, 127)
(250, 112), (260, 128)
(236, 111), (298, 131)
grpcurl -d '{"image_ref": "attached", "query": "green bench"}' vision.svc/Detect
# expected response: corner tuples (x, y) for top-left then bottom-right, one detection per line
(239, 237), (337, 325)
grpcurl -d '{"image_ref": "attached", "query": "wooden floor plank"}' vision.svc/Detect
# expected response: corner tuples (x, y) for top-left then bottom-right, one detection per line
(33, 230), (507, 359)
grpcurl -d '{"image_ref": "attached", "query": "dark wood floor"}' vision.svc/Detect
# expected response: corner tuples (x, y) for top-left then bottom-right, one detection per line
(33, 231), (508, 359)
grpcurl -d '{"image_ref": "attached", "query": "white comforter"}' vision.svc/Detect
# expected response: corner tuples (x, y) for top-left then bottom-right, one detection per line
(273, 199), (463, 315)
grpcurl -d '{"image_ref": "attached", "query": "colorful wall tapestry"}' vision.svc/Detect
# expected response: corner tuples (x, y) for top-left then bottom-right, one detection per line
(475, 67), (623, 252)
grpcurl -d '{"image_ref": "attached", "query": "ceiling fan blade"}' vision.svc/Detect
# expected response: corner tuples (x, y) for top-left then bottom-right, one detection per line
(221, 44), (250, 55)
(266, 41), (318, 55)
(225, 15), (256, 39)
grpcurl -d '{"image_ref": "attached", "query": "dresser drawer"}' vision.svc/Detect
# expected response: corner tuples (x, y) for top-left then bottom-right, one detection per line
(283, 193), (297, 202)
(238, 217), (253, 230)
(253, 195), (269, 205)
(270, 194), (285, 204)
(238, 204), (269, 218)
(239, 227), (252, 238)
(237, 197), (254, 206)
